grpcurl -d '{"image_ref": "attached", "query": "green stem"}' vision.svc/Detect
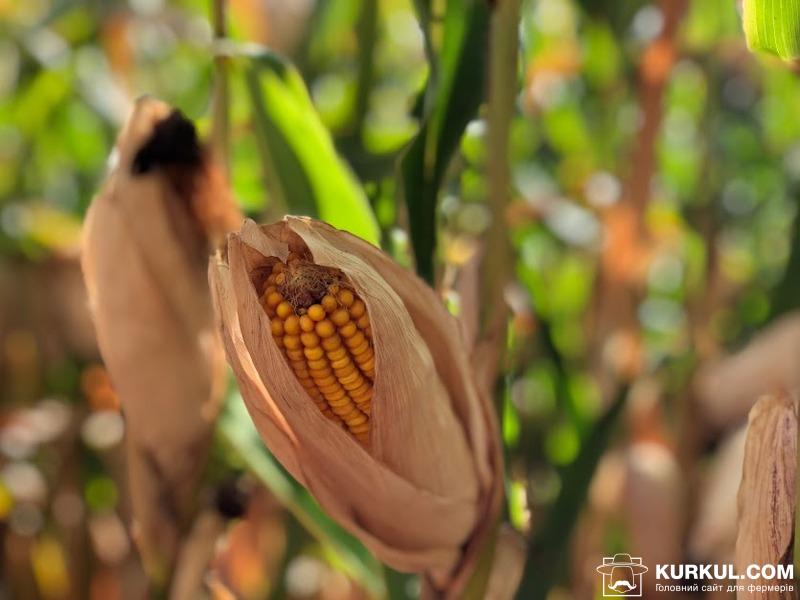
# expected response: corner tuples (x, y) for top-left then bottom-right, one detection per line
(516, 385), (629, 599)
(458, 1), (519, 596)
(480, 0), (520, 337)
(353, 0), (378, 138)
(211, 0), (230, 175)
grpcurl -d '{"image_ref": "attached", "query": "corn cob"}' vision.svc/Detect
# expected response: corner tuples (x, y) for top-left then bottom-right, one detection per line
(259, 254), (375, 444)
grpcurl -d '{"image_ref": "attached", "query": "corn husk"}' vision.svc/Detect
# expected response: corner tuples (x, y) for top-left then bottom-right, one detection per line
(624, 442), (683, 577)
(735, 393), (796, 599)
(210, 217), (503, 595)
(484, 525), (526, 600)
(689, 426), (747, 564)
(695, 313), (800, 429)
(81, 97), (241, 581)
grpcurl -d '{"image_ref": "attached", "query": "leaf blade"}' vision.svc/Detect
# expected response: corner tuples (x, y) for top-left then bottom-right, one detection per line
(399, 0), (490, 283)
(242, 55), (381, 245)
(743, 0), (800, 59)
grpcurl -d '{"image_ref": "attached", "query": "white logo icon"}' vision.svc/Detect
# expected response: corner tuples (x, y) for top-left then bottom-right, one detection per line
(596, 553), (649, 597)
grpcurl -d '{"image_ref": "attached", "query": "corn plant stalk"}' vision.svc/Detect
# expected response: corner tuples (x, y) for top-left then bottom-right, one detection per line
(210, 0), (230, 175)
(451, 1), (522, 597)
(480, 0), (519, 341)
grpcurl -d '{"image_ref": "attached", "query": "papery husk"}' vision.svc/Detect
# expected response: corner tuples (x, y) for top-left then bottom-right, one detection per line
(211, 217), (502, 593)
(623, 442), (683, 594)
(689, 426), (746, 564)
(82, 97), (241, 581)
(735, 393), (796, 600)
(695, 312), (800, 429)
(484, 525), (526, 600)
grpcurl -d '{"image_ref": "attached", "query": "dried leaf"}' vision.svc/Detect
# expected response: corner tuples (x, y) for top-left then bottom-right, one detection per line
(690, 427), (747, 564)
(695, 313), (800, 429)
(81, 97), (241, 582)
(623, 443), (683, 581)
(735, 393), (797, 598)
(484, 525), (526, 600)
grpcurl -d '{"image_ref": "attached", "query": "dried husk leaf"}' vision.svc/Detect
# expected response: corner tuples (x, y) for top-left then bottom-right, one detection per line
(689, 426), (747, 564)
(735, 393), (797, 599)
(81, 97), (241, 580)
(623, 442), (683, 593)
(695, 313), (800, 429)
(484, 525), (526, 600)
(211, 217), (502, 590)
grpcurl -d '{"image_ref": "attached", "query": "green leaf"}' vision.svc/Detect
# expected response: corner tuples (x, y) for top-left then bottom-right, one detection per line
(243, 53), (380, 245)
(399, 0), (491, 283)
(743, 0), (800, 59)
(217, 395), (386, 597)
(516, 385), (629, 599)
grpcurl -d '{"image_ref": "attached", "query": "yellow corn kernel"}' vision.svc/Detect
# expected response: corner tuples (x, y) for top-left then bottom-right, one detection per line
(345, 334), (368, 351)
(350, 340), (370, 358)
(331, 309), (349, 326)
(338, 322), (358, 339)
(327, 347), (348, 361)
(342, 377), (365, 391)
(334, 364), (356, 378)
(308, 358), (327, 370)
(299, 315), (315, 332)
(300, 332), (320, 348)
(270, 320), (284, 337)
(316, 380), (339, 393)
(325, 387), (346, 401)
(337, 289), (355, 307)
(310, 366), (332, 378)
(286, 350), (305, 362)
(349, 300), (366, 319)
(339, 371), (361, 386)
(321, 294), (338, 312)
(344, 412), (366, 426)
(276, 302), (293, 319)
(266, 292), (283, 309)
(303, 347), (325, 361)
(315, 319), (335, 338)
(357, 356), (375, 374)
(308, 304), (326, 321)
(321, 336), (342, 352)
(283, 335), (302, 350)
(284, 315), (301, 335)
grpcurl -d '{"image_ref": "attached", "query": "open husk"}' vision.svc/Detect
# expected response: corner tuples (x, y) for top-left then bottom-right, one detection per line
(210, 217), (503, 595)
(735, 393), (796, 599)
(81, 97), (241, 582)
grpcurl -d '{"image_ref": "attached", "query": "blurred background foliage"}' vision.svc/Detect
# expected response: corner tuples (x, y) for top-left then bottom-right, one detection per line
(1, 0), (799, 598)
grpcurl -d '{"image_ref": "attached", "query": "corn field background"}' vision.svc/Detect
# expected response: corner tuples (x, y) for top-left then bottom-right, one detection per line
(2, 0), (800, 598)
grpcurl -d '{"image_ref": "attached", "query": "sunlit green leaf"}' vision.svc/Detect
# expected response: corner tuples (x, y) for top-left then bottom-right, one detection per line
(243, 54), (380, 244)
(743, 0), (800, 59)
